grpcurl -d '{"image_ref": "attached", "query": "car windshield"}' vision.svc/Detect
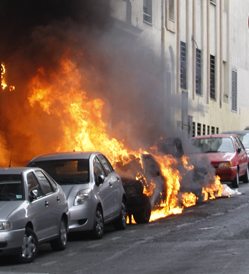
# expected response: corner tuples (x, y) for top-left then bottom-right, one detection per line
(237, 134), (249, 150)
(0, 175), (24, 201)
(29, 160), (89, 185)
(191, 137), (235, 153)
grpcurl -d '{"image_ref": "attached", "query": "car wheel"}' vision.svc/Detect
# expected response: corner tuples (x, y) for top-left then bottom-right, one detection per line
(91, 207), (104, 240)
(50, 217), (67, 251)
(133, 194), (151, 224)
(113, 200), (127, 230)
(242, 166), (249, 183)
(17, 227), (38, 263)
(232, 169), (240, 188)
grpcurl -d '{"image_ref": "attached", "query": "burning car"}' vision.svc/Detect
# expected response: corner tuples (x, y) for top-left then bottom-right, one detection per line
(27, 152), (127, 239)
(153, 137), (210, 200)
(115, 153), (166, 224)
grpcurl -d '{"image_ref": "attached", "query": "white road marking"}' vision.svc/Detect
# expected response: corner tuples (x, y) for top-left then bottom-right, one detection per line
(41, 260), (57, 266)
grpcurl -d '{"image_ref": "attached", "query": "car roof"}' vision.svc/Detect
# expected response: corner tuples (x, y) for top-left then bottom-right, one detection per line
(221, 130), (249, 135)
(0, 167), (40, 175)
(192, 133), (237, 139)
(28, 151), (99, 163)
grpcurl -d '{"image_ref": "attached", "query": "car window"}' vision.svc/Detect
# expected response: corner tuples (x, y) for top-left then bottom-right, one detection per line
(97, 155), (113, 175)
(27, 172), (43, 198)
(192, 137), (235, 153)
(240, 134), (249, 149)
(29, 159), (89, 185)
(43, 172), (58, 191)
(0, 175), (24, 201)
(93, 157), (105, 182)
(35, 170), (53, 195)
(235, 136), (245, 151)
(234, 137), (241, 151)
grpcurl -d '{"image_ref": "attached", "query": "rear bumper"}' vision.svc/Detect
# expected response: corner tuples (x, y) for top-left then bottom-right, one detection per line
(126, 195), (142, 213)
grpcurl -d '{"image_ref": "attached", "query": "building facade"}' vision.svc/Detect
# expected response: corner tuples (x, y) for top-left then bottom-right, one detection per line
(110, 0), (249, 138)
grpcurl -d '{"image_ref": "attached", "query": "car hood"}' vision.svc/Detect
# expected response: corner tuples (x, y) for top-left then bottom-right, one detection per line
(205, 152), (235, 163)
(61, 184), (91, 200)
(0, 201), (25, 220)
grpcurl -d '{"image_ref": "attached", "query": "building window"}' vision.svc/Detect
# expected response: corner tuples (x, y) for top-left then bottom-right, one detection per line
(197, 123), (201, 136)
(207, 126), (210, 135)
(232, 70), (237, 112)
(211, 126), (215, 134)
(196, 48), (202, 95)
(169, 0), (175, 21)
(216, 127), (219, 134)
(203, 124), (206, 135)
(143, 0), (152, 24)
(180, 41), (187, 90)
(192, 122), (196, 137)
(210, 55), (215, 99)
(165, 0), (175, 32)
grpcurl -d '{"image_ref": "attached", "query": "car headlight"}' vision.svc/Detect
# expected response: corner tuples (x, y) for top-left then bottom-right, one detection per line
(218, 161), (233, 168)
(0, 221), (11, 230)
(74, 189), (91, 206)
(126, 187), (137, 195)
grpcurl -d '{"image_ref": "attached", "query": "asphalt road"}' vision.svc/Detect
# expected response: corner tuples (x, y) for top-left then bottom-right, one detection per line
(1, 182), (249, 274)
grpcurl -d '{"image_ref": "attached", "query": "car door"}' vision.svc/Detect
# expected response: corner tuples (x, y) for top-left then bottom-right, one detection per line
(34, 170), (62, 237)
(27, 171), (52, 240)
(98, 154), (121, 217)
(93, 156), (113, 221)
(234, 136), (248, 176)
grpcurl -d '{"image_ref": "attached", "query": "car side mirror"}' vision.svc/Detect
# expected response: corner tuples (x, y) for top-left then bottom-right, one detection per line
(237, 147), (241, 153)
(96, 175), (105, 187)
(29, 189), (38, 202)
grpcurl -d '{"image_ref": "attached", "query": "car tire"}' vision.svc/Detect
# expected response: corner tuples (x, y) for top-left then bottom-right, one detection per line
(113, 199), (127, 230)
(91, 206), (104, 240)
(50, 217), (67, 251)
(133, 194), (151, 224)
(17, 227), (38, 263)
(242, 166), (249, 183)
(232, 169), (240, 188)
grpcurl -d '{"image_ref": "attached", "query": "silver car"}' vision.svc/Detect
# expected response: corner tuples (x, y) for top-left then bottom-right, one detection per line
(0, 167), (69, 263)
(27, 152), (127, 239)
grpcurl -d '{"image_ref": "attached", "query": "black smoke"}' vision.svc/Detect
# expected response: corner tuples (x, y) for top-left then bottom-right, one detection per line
(0, 0), (177, 166)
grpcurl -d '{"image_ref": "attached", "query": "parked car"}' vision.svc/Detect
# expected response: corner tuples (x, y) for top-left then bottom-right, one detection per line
(27, 152), (127, 239)
(0, 167), (69, 263)
(222, 130), (249, 160)
(191, 134), (249, 188)
(115, 153), (165, 224)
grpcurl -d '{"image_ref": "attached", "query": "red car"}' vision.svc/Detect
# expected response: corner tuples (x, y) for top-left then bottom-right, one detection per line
(191, 134), (249, 188)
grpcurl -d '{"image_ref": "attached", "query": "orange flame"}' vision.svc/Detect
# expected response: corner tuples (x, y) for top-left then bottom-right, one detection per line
(182, 155), (194, 170)
(1, 62), (15, 91)
(181, 192), (197, 207)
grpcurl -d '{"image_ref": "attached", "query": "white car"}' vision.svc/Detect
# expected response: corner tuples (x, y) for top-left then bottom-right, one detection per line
(0, 167), (69, 263)
(27, 152), (127, 239)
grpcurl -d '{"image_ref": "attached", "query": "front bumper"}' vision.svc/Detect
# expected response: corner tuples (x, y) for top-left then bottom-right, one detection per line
(215, 166), (237, 182)
(68, 202), (96, 232)
(0, 228), (25, 256)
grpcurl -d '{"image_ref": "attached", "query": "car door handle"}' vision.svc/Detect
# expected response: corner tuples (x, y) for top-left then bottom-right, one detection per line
(116, 177), (120, 181)
(45, 201), (49, 207)
(57, 197), (60, 202)
(109, 182), (113, 188)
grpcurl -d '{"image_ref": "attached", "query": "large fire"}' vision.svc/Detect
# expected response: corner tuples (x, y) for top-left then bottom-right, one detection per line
(1, 56), (226, 223)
